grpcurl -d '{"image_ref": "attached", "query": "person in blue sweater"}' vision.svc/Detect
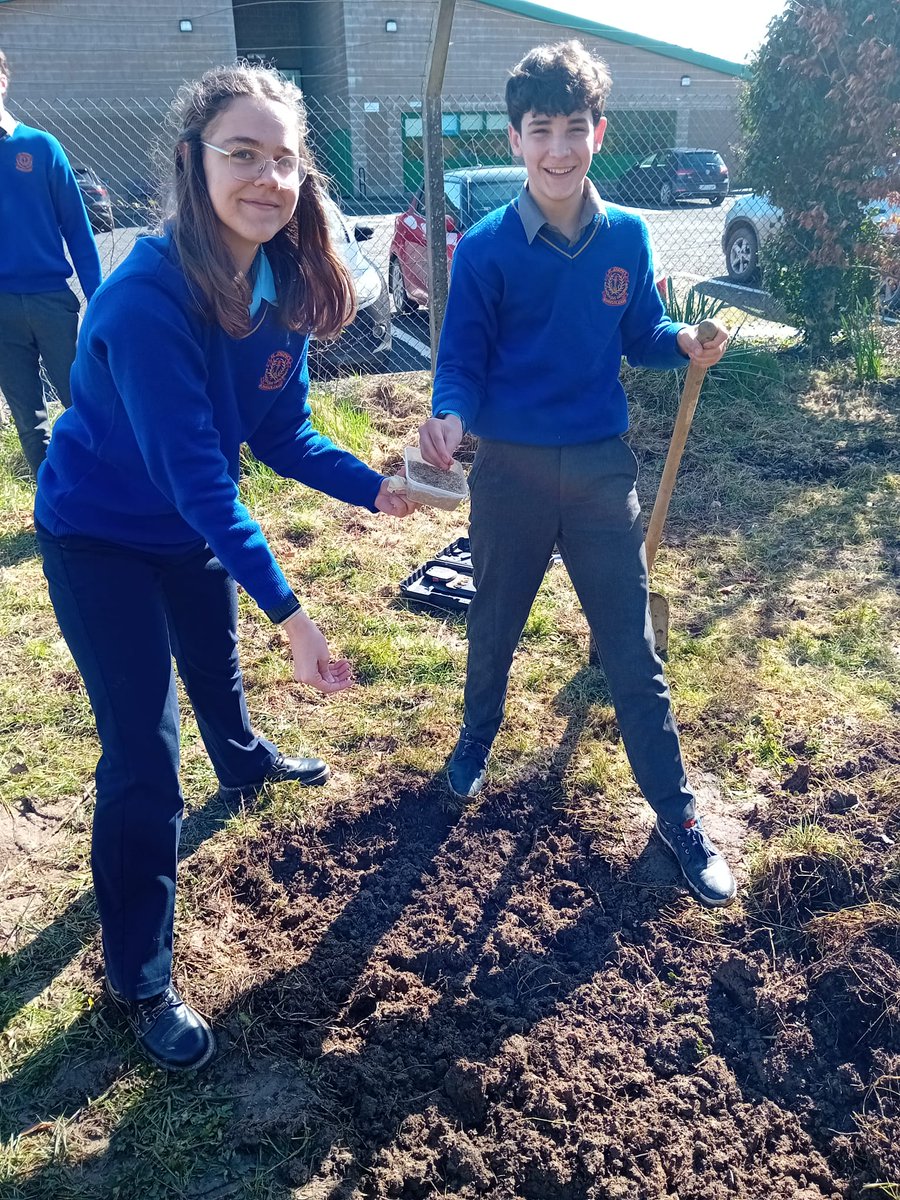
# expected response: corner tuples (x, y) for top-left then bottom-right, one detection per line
(35, 63), (416, 1072)
(0, 47), (102, 476)
(419, 40), (736, 908)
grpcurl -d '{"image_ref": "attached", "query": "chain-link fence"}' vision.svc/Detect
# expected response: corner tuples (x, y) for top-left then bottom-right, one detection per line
(11, 92), (782, 380)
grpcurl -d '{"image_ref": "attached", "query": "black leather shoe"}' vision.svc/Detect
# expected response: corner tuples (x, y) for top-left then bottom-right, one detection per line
(446, 731), (491, 799)
(105, 981), (216, 1072)
(655, 816), (737, 907)
(218, 752), (331, 803)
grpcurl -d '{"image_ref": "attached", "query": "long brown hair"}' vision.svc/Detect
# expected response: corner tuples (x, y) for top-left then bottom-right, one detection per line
(168, 63), (355, 339)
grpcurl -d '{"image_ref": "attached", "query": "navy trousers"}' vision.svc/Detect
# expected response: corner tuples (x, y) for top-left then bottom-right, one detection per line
(463, 436), (695, 825)
(37, 527), (277, 999)
(0, 289), (80, 476)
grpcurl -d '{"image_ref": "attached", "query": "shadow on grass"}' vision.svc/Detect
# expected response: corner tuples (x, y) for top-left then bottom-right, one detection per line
(0, 785), (248, 1053)
(631, 358), (900, 647)
(0, 529), (38, 568)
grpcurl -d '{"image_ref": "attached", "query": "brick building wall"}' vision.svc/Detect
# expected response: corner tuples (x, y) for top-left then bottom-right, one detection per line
(0, 0), (236, 208)
(0, 0), (744, 206)
(0, 0), (236, 100)
(343, 0), (741, 101)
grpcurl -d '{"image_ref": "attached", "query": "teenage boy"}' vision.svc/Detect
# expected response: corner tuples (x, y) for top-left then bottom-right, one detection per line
(0, 47), (102, 477)
(419, 40), (736, 907)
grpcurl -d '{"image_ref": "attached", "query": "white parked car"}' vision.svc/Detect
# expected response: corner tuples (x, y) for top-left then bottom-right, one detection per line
(723, 192), (900, 310)
(311, 196), (392, 370)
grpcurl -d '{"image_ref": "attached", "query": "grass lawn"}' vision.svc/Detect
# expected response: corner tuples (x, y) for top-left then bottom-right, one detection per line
(1, 334), (899, 1199)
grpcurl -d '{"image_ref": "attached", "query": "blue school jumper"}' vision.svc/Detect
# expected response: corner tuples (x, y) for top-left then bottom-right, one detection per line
(433, 198), (686, 442)
(37, 232), (382, 620)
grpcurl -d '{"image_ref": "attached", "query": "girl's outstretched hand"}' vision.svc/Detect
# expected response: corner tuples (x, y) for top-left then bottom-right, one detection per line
(374, 477), (419, 517)
(283, 610), (354, 694)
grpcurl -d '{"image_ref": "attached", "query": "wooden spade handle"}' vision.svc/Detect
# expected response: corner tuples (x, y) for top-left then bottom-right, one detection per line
(644, 318), (719, 572)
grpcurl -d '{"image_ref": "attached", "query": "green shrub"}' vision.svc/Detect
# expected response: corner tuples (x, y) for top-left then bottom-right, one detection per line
(741, 0), (900, 353)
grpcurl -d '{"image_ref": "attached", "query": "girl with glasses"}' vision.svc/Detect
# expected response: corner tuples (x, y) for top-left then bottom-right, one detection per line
(34, 63), (415, 1072)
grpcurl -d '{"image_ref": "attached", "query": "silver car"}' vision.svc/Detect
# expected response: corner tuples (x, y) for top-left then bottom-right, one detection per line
(724, 191), (900, 310)
(312, 196), (392, 370)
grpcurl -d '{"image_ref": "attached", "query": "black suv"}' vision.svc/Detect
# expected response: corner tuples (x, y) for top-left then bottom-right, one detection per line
(615, 148), (729, 207)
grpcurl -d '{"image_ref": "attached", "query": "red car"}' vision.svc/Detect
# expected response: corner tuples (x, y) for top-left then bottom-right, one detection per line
(389, 164), (668, 311)
(389, 166), (527, 312)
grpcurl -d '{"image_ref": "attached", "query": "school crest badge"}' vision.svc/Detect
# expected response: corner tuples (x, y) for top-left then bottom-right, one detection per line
(15, 153), (34, 173)
(259, 350), (293, 391)
(602, 266), (629, 306)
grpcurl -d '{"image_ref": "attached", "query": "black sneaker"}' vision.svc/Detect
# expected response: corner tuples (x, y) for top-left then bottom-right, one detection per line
(105, 982), (216, 1071)
(218, 752), (330, 803)
(447, 732), (491, 798)
(655, 816), (737, 907)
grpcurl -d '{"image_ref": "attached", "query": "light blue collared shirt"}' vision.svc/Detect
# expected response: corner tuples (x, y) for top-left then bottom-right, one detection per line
(248, 249), (277, 318)
(515, 179), (607, 246)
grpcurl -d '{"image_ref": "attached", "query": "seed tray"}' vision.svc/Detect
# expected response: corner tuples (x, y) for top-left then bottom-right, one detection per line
(402, 446), (469, 511)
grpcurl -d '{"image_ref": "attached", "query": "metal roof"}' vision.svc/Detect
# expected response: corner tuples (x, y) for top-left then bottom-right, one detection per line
(473, 0), (749, 79)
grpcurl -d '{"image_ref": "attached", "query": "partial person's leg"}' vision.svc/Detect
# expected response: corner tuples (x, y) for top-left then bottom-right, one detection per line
(31, 289), (80, 409)
(0, 292), (53, 475)
(463, 440), (561, 746)
(37, 529), (183, 998)
(161, 545), (278, 790)
(162, 546), (329, 794)
(557, 438), (735, 905)
(555, 437), (694, 824)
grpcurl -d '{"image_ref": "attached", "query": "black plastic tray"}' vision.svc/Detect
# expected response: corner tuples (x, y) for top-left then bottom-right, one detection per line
(399, 537), (475, 614)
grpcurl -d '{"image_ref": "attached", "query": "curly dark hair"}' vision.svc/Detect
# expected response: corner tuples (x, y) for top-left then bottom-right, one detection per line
(505, 40), (611, 131)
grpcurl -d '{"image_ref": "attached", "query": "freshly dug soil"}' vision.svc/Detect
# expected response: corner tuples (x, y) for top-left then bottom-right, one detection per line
(178, 766), (899, 1199)
(407, 459), (467, 494)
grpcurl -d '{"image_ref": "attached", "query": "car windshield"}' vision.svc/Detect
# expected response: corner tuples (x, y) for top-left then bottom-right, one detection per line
(323, 197), (349, 246)
(468, 179), (524, 223)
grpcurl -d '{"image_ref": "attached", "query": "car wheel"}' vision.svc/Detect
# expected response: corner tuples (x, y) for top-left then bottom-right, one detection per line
(725, 224), (759, 282)
(709, 195), (724, 207)
(659, 181), (674, 206)
(879, 273), (899, 314)
(389, 257), (414, 314)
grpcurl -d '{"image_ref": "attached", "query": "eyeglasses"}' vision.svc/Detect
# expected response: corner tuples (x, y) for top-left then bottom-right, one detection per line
(201, 141), (308, 185)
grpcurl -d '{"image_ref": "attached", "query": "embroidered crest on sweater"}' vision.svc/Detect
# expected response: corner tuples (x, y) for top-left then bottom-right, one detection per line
(259, 350), (293, 391)
(15, 152), (34, 173)
(602, 266), (629, 306)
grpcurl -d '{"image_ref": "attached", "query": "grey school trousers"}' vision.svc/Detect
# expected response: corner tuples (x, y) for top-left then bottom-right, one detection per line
(463, 435), (695, 825)
(0, 288), (80, 477)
